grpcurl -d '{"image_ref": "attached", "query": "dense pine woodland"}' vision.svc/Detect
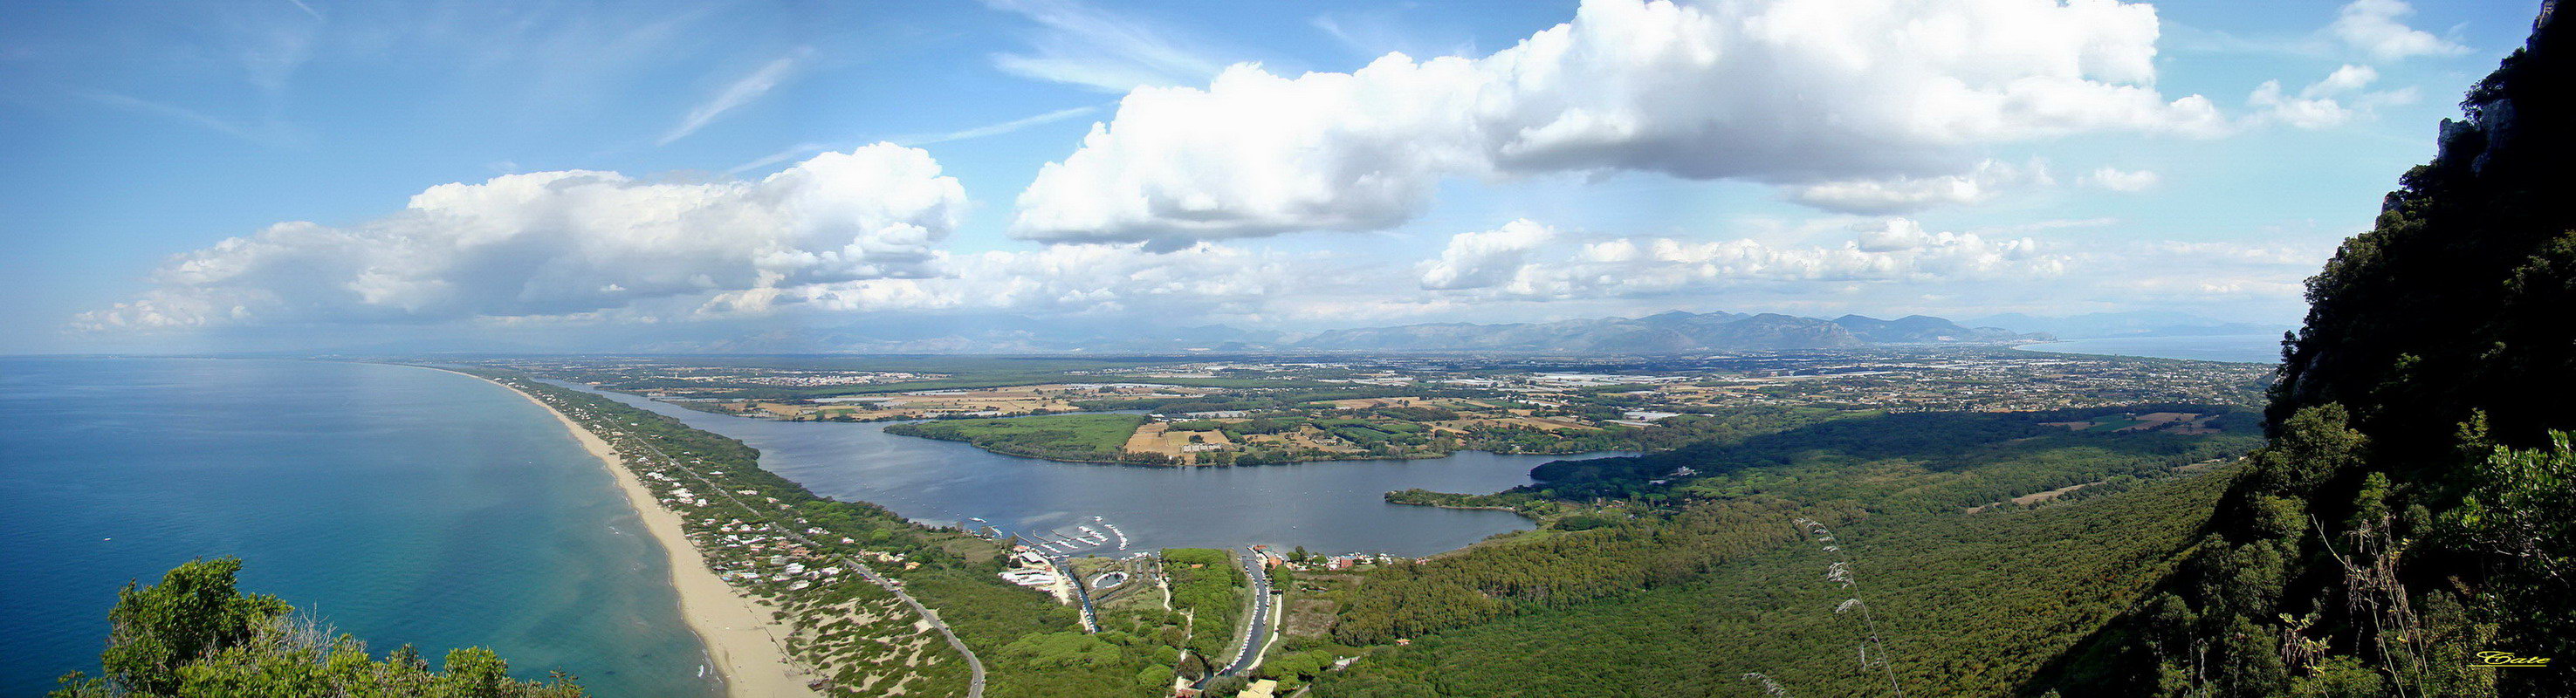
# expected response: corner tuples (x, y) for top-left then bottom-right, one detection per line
(1308, 7), (2576, 696)
(2044, 7), (2576, 695)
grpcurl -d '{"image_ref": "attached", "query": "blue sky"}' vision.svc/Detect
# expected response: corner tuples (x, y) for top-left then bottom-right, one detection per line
(0, 0), (2536, 352)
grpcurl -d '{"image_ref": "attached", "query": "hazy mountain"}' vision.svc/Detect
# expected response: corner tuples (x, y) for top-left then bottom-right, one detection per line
(1832, 314), (2035, 344)
(520, 310), (2038, 354)
(1288, 311), (2038, 352)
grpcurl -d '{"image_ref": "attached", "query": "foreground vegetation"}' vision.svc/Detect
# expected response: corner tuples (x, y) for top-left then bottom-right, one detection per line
(51, 558), (583, 698)
(2035, 16), (2576, 695)
(1275, 15), (2576, 696)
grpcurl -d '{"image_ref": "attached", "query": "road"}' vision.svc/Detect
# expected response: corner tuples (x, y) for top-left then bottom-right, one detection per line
(574, 393), (989, 698)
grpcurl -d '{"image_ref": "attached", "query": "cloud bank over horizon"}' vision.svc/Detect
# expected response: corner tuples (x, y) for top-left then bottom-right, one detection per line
(49, 0), (2497, 347)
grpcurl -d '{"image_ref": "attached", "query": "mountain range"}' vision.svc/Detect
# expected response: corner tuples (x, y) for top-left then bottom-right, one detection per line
(1281, 311), (2040, 352)
(604, 310), (2044, 354)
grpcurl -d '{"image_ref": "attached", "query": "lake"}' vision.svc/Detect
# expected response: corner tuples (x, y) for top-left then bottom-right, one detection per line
(2015, 333), (2284, 364)
(0, 358), (717, 697)
(547, 380), (1611, 557)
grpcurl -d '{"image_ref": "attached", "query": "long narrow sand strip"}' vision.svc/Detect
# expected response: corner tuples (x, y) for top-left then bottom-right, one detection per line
(458, 370), (821, 698)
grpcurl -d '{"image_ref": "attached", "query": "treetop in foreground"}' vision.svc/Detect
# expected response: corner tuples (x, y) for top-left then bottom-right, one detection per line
(51, 558), (583, 698)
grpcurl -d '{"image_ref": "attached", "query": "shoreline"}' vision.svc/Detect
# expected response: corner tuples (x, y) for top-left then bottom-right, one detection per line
(428, 367), (821, 698)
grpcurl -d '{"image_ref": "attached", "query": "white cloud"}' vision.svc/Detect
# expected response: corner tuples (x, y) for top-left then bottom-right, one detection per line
(985, 0), (1225, 92)
(77, 145), (965, 330)
(2082, 167), (2161, 192)
(1416, 218), (2066, 300)
(700, 242), (1305, 318)
(2327, 0), (2467, 62)
(1788, 159), (2054, 214)
(899, 105), (1104, 147)
(1382, 218), (2334, 323)
(1009, 0), (2223, 247)
(660, 50), (807, 146)
(2247, 64), (2415, 129)
(1421, 219), (1557, 290)
(725, 106), (1103, 176)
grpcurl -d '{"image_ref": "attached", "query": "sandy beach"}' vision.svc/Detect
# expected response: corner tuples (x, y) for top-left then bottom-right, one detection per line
(472, 373), (822, 698)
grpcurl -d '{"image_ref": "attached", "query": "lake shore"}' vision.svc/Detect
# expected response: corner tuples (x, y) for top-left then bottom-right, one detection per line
(456, 370), (821, 698)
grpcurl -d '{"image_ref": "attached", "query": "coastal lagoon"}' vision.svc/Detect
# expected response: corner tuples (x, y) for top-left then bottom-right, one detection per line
(0, 359), (717, 697)
(1, 358), (1608, 694)
(550, 380), (1614, 557)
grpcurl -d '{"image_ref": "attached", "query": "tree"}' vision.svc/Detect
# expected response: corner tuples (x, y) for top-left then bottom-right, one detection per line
(50, 558), (582, 698)
(99, 557), (290, 695)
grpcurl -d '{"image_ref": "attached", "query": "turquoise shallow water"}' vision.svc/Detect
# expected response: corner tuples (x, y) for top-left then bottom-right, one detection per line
(0, 358), (718, 696)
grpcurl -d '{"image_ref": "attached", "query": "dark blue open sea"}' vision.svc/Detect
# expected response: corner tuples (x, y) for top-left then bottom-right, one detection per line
(0, 358), (717, 696)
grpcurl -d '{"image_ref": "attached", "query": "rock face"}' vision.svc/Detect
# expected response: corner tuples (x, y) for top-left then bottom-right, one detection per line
(2040, 6), (2576, 695)
(2275, 0), (2576, 441)
(1288, 310), (2040, 352)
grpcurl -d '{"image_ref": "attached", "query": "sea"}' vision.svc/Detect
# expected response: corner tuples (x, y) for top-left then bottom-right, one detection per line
(2014, 333), (2284, 364)
(0, 358), (719, 696)
(3, 357), (1617, 694)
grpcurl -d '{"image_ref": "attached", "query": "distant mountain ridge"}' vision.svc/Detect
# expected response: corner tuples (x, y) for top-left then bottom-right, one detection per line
(1283, 310), (2041, 352)
(594, 310), (2045, 354)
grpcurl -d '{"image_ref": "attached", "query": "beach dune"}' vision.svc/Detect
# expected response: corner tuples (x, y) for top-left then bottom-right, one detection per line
(484, 375), (823, 698)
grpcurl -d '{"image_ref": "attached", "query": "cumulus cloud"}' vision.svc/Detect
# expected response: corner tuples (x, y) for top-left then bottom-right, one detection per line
(1788, 160), (2054, 214)
(76, 145), (965, 330)
(700, 242), (1305, 318)
(1011, 0), (2224, 246)
(1387, 217), (2333, 323)
(1420, 219), (1556, 290)
(2247, 64), (2415, 129)
(2327, 0), (2467, 62)
(1415, 218), (2065, 300)
(2082, 167), (2161, 191)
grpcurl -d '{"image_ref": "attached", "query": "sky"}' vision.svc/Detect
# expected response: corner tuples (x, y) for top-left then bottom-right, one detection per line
(0, 0), (2537, 353)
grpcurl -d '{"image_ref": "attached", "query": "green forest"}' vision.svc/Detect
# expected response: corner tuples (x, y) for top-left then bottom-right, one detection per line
(885, 414), (1151, 463)
(49, 558), (584, 698)
(1161, 549), (1248, 661)
(1292, 12), (2576, 696)
(2030, 11), (2576, 695)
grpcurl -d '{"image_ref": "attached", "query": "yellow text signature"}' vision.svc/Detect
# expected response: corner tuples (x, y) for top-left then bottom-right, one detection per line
(2471, 651), (2552, 667)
